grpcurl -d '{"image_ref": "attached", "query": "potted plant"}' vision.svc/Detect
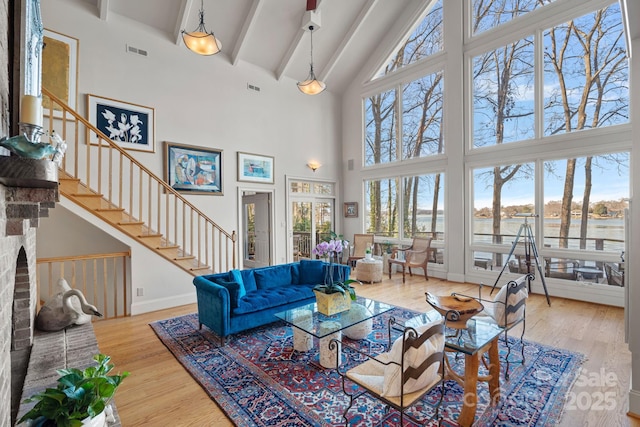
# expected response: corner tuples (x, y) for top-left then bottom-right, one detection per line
(18, 354), (129, 427)
(311, 237), (358, 315)
(364, 245), (373, 260)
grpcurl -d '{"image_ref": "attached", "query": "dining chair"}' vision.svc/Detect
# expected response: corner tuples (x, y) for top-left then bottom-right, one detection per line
(347, 234), (374, 266)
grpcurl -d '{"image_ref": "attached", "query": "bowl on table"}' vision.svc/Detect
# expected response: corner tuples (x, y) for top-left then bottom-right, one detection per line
(425, 292), (484, 329)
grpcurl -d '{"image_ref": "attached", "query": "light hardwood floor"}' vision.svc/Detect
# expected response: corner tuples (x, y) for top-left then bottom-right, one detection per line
(92, 274), (639, 426)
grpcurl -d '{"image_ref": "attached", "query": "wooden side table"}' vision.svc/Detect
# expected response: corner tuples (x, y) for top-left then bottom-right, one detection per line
(356, 259), (383, 283)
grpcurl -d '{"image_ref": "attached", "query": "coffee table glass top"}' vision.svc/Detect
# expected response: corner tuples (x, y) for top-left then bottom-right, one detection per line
(405, 310), (504, 355)
(274, 296), (394, 338)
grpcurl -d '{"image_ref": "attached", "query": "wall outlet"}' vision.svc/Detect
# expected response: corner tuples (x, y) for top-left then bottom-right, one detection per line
(136, 287), (144, 297)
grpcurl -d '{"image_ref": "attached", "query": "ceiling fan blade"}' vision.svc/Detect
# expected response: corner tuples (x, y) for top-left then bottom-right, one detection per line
(306, 0), (317, 11)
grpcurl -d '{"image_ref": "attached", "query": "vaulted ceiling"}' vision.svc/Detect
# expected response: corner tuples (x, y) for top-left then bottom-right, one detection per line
(76, 0), (639, 94)
(78, 0), (429, 94)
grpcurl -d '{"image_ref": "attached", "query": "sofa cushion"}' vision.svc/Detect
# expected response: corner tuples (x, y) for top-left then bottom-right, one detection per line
(234, 284), (315, 315)
(291, 263), (301, 284)
(229, 269), (246, 298)
(240, 269), (257, 293)
(299, 259), (325, 285)
(254, 265), (293, 290)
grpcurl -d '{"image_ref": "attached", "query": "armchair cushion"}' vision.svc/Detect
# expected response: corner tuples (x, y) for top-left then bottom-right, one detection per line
(491, 278), (528, 326)
(382, 320), (444, 397)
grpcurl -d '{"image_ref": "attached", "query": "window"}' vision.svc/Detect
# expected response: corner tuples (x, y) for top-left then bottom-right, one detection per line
(543, 5), (629, 135)
(365, 69), (445, 166)
(472, 0), (556, 36)
(543, 153), (629, 252)
(365, 173), (445, 242)
(472, 2), (628, 148)
(374, 0), (443, 78)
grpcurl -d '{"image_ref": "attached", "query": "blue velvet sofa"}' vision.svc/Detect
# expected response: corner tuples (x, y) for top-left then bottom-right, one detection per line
(193, 260), (351, 342)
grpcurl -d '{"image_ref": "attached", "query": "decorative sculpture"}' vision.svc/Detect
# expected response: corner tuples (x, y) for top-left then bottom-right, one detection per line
(0, 129), (67, 166)
(36, 278), (103, 332)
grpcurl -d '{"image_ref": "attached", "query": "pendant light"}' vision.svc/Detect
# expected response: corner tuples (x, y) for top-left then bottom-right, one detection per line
(297, 25), (326, 95)
(182, 0), (222, 56)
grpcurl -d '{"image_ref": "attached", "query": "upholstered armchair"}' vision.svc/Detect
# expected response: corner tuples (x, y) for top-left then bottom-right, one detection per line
(387, 237), (432, 283)
(334, 316), (447, 425)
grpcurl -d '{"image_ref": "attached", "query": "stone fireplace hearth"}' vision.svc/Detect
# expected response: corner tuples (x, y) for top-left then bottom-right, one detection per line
(0, 180), (58, 425)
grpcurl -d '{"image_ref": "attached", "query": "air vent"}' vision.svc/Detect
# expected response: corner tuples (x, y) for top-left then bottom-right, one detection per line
(126, 45), (148, 57)
(247, 84), (261, 92)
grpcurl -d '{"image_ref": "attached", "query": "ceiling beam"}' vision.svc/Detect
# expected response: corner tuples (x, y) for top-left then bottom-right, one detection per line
(319, 0), (379, 82)
(275, 0), (324, 81)
(174, 0), (194, 45)
(231, 0), (265, 66)
(97, 0), (109, 21)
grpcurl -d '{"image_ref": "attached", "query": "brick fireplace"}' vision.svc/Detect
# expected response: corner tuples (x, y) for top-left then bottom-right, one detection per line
(0, 180), (58, 425)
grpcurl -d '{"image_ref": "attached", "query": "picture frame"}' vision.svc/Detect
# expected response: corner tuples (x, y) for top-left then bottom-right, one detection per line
(42, 29), (79, 118)
(164, 142), (223, 195)
(344, 202), (358, 218)
(86, 94), (155, 153)
(237, 152), (274, 184)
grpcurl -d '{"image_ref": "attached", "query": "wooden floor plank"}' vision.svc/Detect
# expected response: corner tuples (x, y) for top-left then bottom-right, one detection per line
(92, 274), (639, 427)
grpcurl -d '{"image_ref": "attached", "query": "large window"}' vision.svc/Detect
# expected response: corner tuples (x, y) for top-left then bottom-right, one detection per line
(472, 2), (628, 148)
(472, 0), (557, 35)
(365, 173), (445, 243)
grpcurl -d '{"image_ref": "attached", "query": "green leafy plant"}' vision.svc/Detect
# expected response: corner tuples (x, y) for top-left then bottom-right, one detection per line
(313, 278), (358, 301)
(19, 354), (129, 427)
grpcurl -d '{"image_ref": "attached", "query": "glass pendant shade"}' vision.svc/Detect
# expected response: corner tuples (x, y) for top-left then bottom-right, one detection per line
(182, 0), (221, 56)
(297, 69), (326, 95)
(182, 31), (222, 56)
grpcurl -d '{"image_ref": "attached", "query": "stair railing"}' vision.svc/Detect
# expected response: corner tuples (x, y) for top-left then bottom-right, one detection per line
(41, 88), (236, 274)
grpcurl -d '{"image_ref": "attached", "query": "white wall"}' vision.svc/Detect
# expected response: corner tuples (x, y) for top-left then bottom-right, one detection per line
(38, 0), (343, 311)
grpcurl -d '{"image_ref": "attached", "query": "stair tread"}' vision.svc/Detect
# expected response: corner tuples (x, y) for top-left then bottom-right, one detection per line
(156, 245), (180, 250)
(119, 221), (145, 225)
(138, 233), (163, 238)
(71, 192), (103, 197)
(174, 256), (196, 261)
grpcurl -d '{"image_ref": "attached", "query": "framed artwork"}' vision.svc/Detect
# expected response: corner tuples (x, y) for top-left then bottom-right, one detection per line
(164, 142), (223, 195)
(344, 202), (358, 218)
(237, 152), (274, 184)
(86, 94), (155, 153)
(42, 29), (79, 118)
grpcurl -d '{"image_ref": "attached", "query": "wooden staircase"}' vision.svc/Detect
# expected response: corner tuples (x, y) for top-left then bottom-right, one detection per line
(43, 88), (236, 276)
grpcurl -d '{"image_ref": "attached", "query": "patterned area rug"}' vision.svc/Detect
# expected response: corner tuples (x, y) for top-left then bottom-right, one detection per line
(150, 308), (584, 426)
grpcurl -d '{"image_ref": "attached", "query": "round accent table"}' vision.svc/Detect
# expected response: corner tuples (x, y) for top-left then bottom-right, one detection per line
(356, 258), (383, 283)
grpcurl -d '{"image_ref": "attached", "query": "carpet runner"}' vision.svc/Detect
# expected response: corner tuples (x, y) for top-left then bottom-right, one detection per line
(150, 308), (584, 426)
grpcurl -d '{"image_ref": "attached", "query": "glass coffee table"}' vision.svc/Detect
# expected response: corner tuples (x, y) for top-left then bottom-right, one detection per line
(274, 296), (394, 368)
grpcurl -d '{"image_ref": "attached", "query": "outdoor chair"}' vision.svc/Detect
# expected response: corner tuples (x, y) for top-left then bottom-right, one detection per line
(347, 233), (374, 266)
(388, 237), (432, 283)
(605, 262), (624, 286)
(334, 315), (449, 426)
(452, 273), (533, 380)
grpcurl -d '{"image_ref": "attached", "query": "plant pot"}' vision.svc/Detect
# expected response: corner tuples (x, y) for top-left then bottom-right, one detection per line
(27, 410), (107, 427)
(314, 290), (351, 316)
(365, 253), (372, 260)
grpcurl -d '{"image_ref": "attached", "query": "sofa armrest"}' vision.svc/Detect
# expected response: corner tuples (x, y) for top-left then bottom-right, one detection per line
(193, 276), (232, 338)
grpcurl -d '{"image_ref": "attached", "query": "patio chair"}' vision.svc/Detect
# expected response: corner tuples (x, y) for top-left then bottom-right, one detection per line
(334, 315), (448, 426)
(388, 237), (432, 283)
(347, 234), (374, 266)
(605, 262), (624, 286)
(452, 273), (533, 380)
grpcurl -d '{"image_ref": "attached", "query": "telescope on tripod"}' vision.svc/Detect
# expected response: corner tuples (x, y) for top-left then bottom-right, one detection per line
(492, 214), (551, 306)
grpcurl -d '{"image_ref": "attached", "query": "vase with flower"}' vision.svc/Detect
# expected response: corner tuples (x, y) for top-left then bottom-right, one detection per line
(311, 238), (357, 315)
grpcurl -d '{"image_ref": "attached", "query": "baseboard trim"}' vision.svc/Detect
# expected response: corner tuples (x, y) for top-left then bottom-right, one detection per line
(131, 292), (196, 315)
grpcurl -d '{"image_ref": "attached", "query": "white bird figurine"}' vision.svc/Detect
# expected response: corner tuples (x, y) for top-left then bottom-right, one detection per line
(36, 279), (103, 332)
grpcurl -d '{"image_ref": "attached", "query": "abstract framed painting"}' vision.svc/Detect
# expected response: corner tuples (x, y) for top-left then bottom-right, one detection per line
(42, 29), (79, 119)
(237, 152), (274, 184)
(344, 202), (358, 218)
(86, 94), (155, 153)
(164, 142), (223, 195)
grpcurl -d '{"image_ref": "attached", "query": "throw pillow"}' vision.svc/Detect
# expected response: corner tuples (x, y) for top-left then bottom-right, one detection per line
(254, 266), (292, 289)
(491, 277), (528, 326)
(229, 269), (246, 298)
(299, 259), (325, 285)
(382, 319), (444, 397)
